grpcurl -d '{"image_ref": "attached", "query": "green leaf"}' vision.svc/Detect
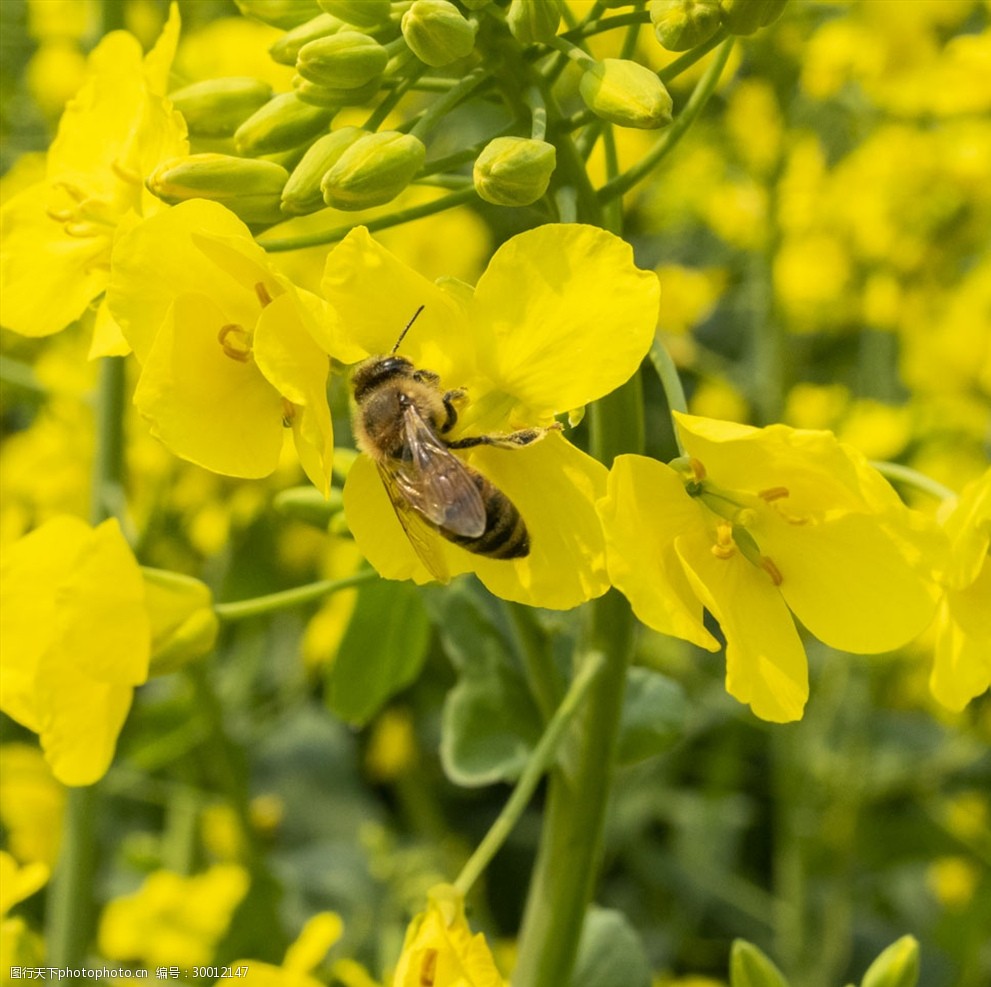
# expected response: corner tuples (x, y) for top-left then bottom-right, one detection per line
(324, 579), (430, 725)
(861, 936), (920, 987)
(616, 666), (687, 764)
(730, 940), (790, 987)
(430, 581), (544, 787)
(573, 907), (651, 987)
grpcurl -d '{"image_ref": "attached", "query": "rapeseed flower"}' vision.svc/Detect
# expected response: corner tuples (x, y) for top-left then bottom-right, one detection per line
(929, 470), (991, 710)
(107, 198), (344, 491)
(391, 884), (503, 987)
(0, 516), (150, 785)
(598, 414), (938, 722)
(321, 224), (659, 610)
(0, 5), (187, 350)
(0, 745), (64, 869)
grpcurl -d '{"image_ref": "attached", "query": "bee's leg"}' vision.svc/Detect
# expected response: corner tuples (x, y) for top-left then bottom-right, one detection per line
(412, 368), (441, 385)
(439, 388), (468, 433)
(447, 422), (562, 450)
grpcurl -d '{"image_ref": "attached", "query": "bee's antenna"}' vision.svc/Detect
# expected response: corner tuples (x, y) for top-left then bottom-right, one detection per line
(391, 305), (425, 354)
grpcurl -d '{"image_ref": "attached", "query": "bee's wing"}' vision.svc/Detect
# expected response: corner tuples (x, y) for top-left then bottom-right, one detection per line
(393, 402), (488, 539)
(376, 463), (451, 583)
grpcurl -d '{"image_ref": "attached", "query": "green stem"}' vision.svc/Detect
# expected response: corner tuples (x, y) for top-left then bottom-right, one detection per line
(46, 357), (128, 966)
(214, 569), (378, 622)
(871, 461), (955, 502)
(559, 9), (651, 43)
(506, 604), (565, 724)
(649, 337), (689, 454)
(597, 38), (733, 202)
(408, 67), (489, 140)
(525, 85), (548, 141)
(0, 354), (44, 392)
(363, 60), (426, 132)
(258, 186), (477, 251)
(453, 651), (606, 897)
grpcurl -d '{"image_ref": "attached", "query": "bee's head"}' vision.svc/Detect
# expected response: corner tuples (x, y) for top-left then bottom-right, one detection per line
(351, 354), (415, 401)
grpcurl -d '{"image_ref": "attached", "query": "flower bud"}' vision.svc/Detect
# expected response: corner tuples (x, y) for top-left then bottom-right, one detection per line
(718, 0), (788, 35)
(281, 126), (363, 213)
(233, 92), (334, 155)
(269, 12), (344, 66)
(293, 74), (381, 106)
(297, 31), (388, 89)
(317, 0), (392, 26)
(729, 941), (788, 987)
(401, 0), (477, 68)
(506, 0), (562, 45)
(273, 485), (345, 526)
(473, 136), (556, 206)
(649, 0), (722, 51)
(141, 569), (219, 675)
(320, 131), (426, 210)
(169, 77), (274, 139)
(579, 59), (674, 129)
(461, 0), (491, 7)
(147, 153), (289, 225)
(235, 0), (323, 30)
(861, 936), (920, 987)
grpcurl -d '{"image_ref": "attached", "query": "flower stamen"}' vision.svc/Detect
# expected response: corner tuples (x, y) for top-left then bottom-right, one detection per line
(690, 457), (707, 482)
(711, 522), (736, 559)
(218, 324), (253, 362)
(419, 948), (438, 986)
(282, 399), (296, 428)
(255, 282), (273, 308)
(111, 158), (143, 185)
(760, 555), (783, 585)
(759, 486), (790, 502)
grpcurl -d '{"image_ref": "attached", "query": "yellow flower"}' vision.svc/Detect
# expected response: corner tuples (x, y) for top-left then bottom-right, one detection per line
(929, 470), (991, 710)
(322, 224), (659, 609)
(0, 745), (64, 869)
(0, 4), (187, 348)
(0, 516), (150, 785)
(98, 864), (249, 969)
(0, 851), (49, 977)
(107, 198), (343, 491)
(598, 414), (938, 722)
(0, 852), (49, 918)
(391, 884), (503, 987)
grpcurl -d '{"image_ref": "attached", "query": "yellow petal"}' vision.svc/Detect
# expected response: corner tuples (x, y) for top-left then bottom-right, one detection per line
(756, 511), (938, 654)
(598, 455), (718, 649)
(676, 528), (808, 722)
(88, 297), (130, 358)
(282, 912), (344, 973)
(0, 183), (110, 337)
(134, 294), (285, 477)
(0, 852), (49, 916)
(930, 595), (991, 711)
(320, 226), (473, 379)
(470, 224), (659, 415)
(940, 469), (991, 590)
(465, 433), (610, 610)
(254, 292), (333, 494)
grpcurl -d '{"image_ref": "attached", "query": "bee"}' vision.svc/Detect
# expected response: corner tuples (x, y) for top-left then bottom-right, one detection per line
(350, 306), (556, 580)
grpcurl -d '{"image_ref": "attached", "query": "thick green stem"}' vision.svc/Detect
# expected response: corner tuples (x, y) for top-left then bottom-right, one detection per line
(46, 357), (127, 966)
(214, 569), (378, 622)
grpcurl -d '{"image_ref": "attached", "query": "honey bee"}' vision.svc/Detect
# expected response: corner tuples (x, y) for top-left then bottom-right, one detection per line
(350, 307), (556, 580)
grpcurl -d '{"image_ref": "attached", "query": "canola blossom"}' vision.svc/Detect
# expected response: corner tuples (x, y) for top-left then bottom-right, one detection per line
(0, 516), (150, 785)
(0, 5), (186, 352)
(598, 413), (939, 721)
(323, 224), (659, 610)
(106, 198), (345, 490)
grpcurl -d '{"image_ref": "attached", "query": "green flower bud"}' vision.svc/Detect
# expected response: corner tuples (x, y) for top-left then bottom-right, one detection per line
(234, 0), (323, 30)
(297, 31), (388, 89)
(269, 13), (344, 66)
(317, 0), (392, 27)
(473, 136), (556, 206)
(141, 569), (219, 676)
(147, 153), (289, 225)
(461, 0), (491, 7)
(293, 74), (381, 106)
(506, 0), (562, 45)
(401, 0), (477, 68)
(169, 77), (274, 139)
(861, 936), (920, 987)
(718, 0), (788, 35)
(233, 92), (333, 155)
(649, 0), (722, 51)
(579, 59), (674, 129)
(320, 130), (426, 210)
(729, 941), (789, 987)
(281, 126), (363, 213)
(273, 485), (345, 526)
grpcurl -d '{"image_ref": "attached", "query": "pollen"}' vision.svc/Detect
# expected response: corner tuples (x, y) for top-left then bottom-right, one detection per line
(759, 486), (790, 501)
(255, 282), (273, 308)
(218, 323), (253, 362)
(711, 522), (736, 559)
(760, 555), (783, 585)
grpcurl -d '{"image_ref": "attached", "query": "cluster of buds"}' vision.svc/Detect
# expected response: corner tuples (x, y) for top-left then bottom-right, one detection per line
(148, 0), (788, 226)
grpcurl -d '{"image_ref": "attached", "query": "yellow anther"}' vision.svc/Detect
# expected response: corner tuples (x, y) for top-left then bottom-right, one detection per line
(255, 282), (273, 308)
(759, 486), (790, 502)
(711, 522), (736, 559)
(419, 947), (438, 986)
(735, 507), (757, 527)
(64, 221), (105, 238)
(45, 207), (75, 223)
(760, 556), (783, 586)
(689, 457), (707, 481)
(281, 399), (295, 428)
(111, 158), (143, 185)
(218, 323), (253, 362)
